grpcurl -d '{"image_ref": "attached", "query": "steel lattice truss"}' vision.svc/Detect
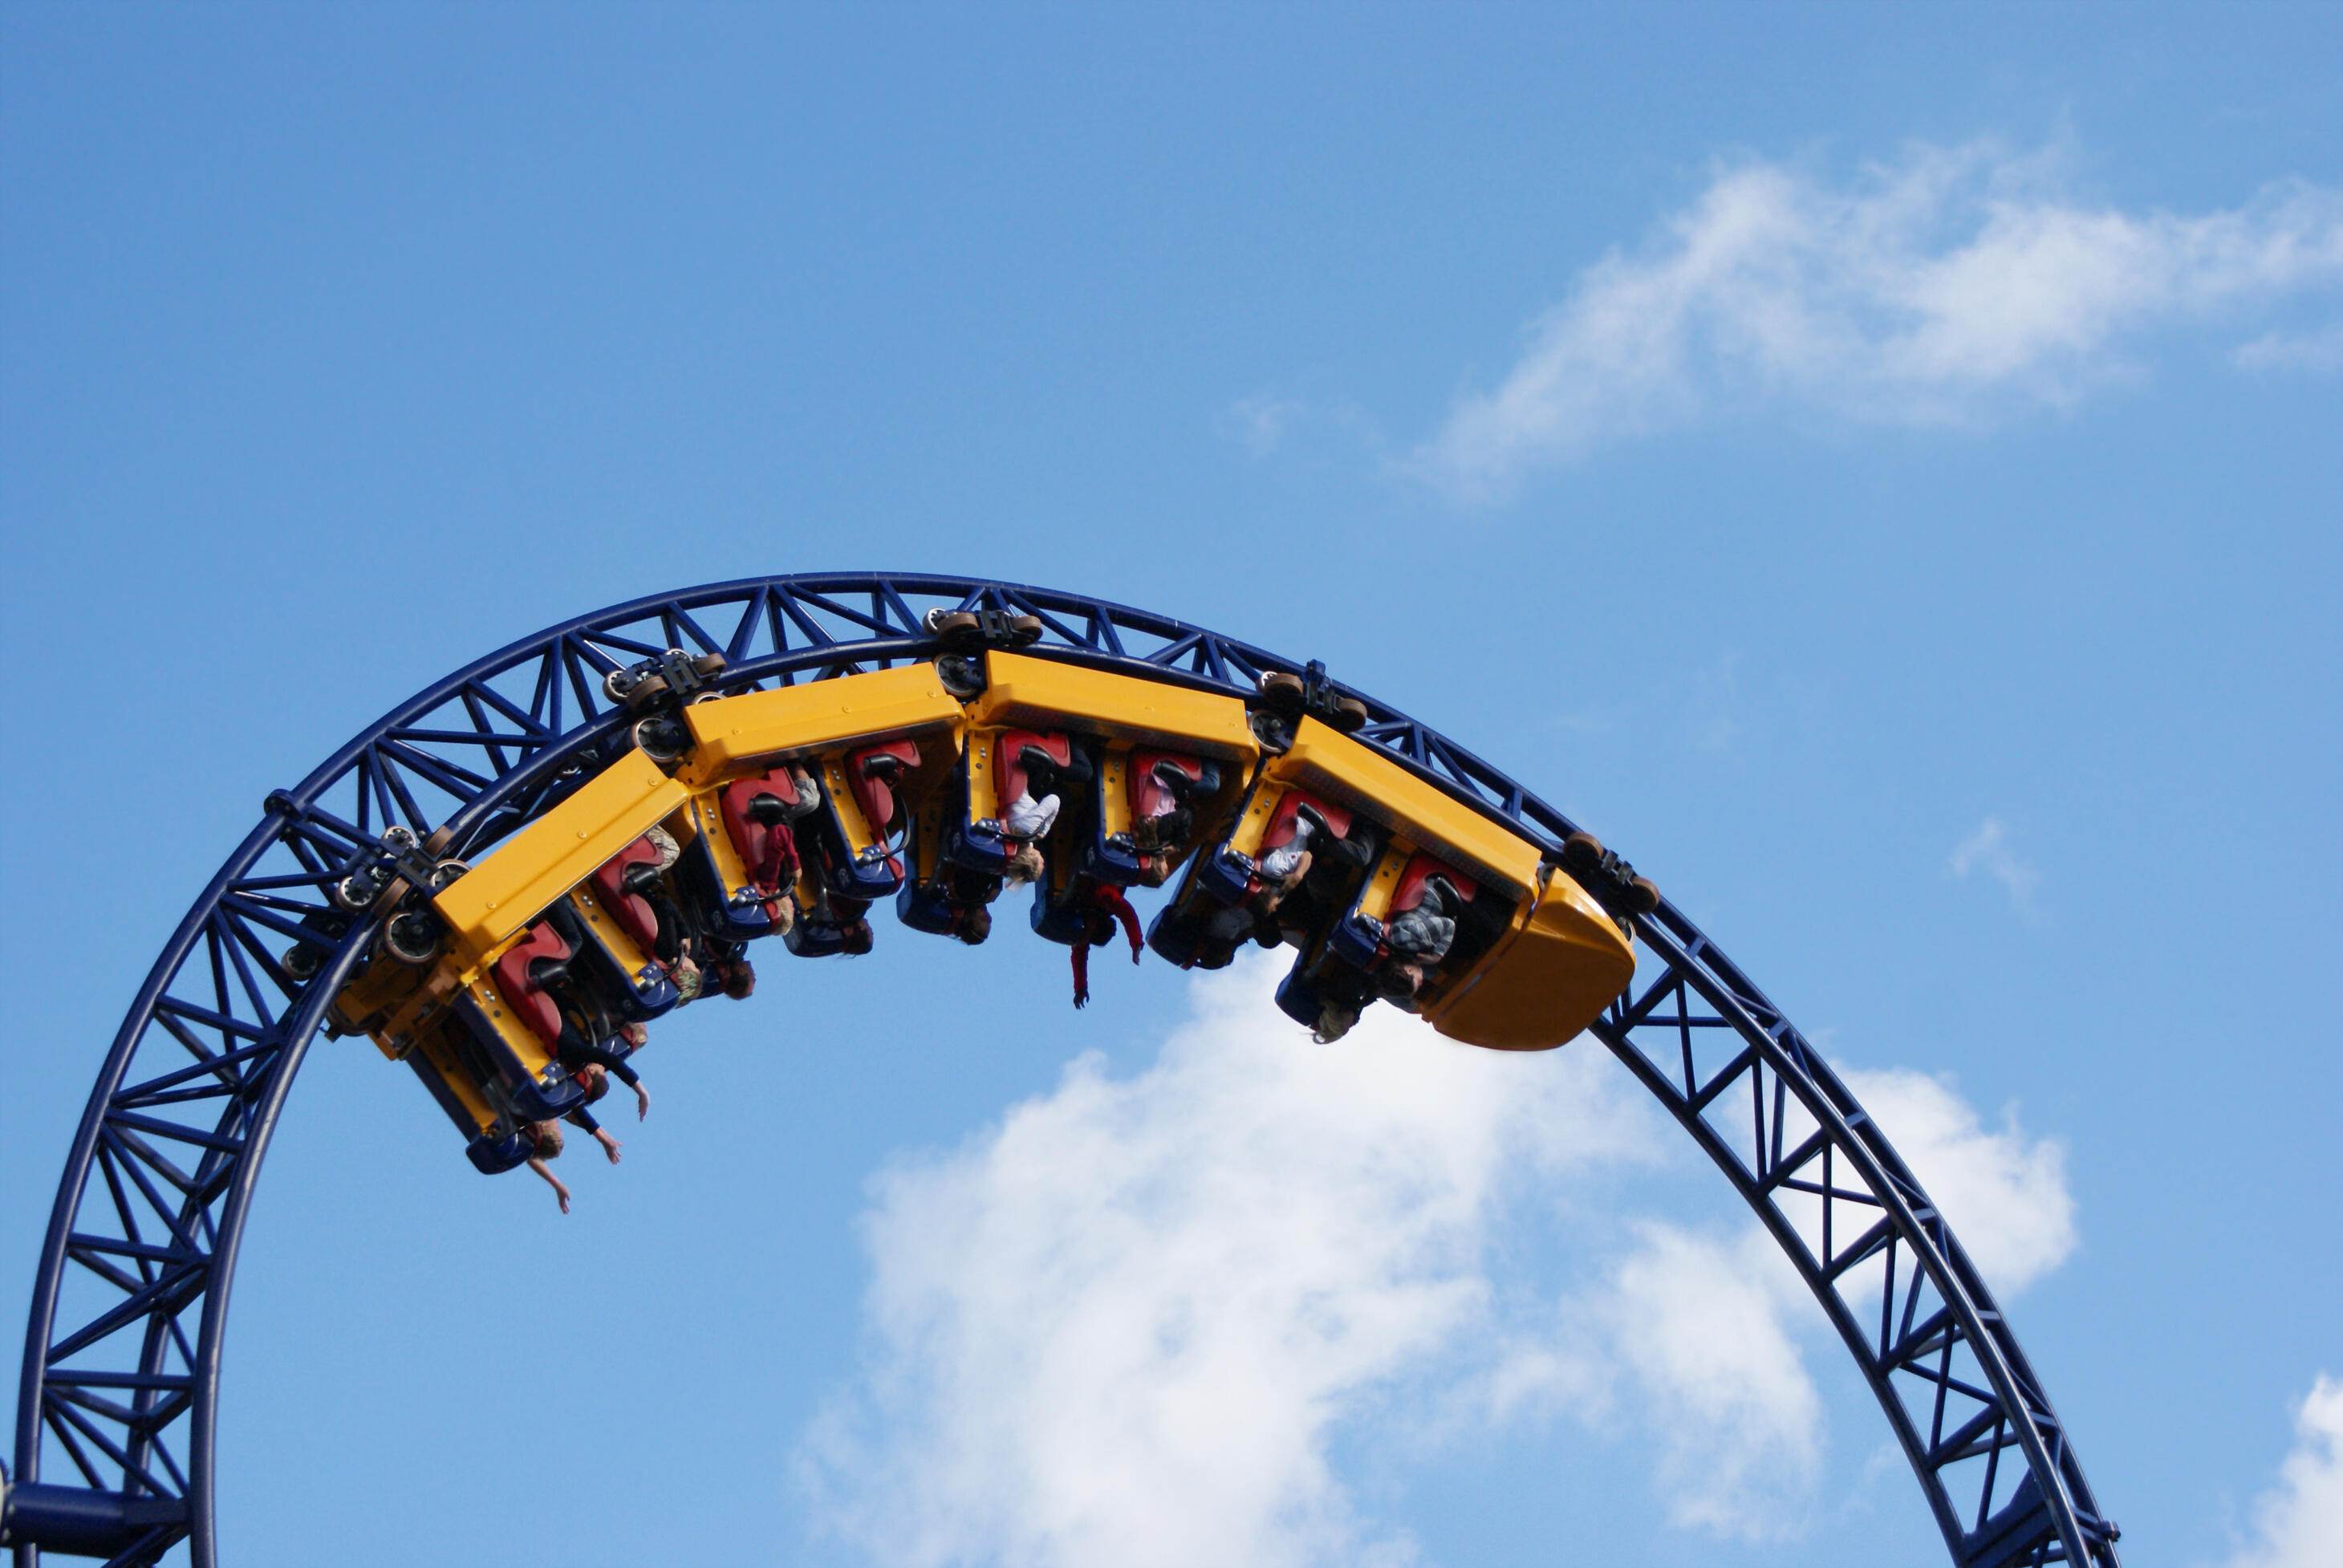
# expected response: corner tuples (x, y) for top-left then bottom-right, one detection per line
(8, 574), (2119, 1567)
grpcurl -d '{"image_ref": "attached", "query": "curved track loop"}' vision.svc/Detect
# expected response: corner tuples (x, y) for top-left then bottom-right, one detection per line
(8, 574), (2118, 1567)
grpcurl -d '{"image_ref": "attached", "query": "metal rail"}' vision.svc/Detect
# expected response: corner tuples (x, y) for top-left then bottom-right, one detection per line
(5, 573), (2118, 1566)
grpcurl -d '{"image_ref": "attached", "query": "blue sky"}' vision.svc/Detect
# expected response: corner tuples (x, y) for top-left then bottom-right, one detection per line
(2, 6), (2338, 1566)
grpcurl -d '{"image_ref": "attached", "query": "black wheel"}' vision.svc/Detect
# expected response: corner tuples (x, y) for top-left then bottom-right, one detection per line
(1620, 875), (1661, 916)
(1006, 614), (1044, 647)
(1249, 709), (1294, 753)
(936, 653), (986, 697)
(692, 652), (727, 677)
(633, 715), (688, 762)
(1561, 832), (1605, 873)
(382, 911), (442, 966)
(1330, 695), (1370, 733)
(623, 673), (671, 712)
(329, 875), (379, 914)
(427, 859), (469, 892)
(602, 667), (636, 703)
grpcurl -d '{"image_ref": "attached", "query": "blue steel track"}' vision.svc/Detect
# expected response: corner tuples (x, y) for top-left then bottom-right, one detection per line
(4, 574), (2119, 1566)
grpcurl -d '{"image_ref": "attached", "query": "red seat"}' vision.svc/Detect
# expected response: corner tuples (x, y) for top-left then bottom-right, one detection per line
(847, 739), (921, 836)
(1259, 790), (1351, 857)
(591, 836), (666, 953)
(1129, 749), (1204, 820)
(996, 729), (1070, 812)
(1391, 853), (1475, 916)
(493, 923), (571, 1049)
(721, 770), (798, 904)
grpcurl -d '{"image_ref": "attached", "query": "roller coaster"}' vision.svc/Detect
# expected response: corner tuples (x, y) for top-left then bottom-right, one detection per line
(3, 575), (2120, 1566)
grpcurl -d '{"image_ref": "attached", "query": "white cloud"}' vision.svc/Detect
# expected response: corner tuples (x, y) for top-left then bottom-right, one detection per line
(799, 955), (2083, 1562)
(799, 953), (1659, 1568)
(1950, 816), (2041, 915)
(1837, 1066), (2075, 1296)
(2224, 1375), (2343, 1568)
(1411, 143), (2343, 497)
(1224, 392), (1306, 458)
(1220, 391), (1377, 461)
(1537, 1062), (2077, 1538)
(2235, 323), (2343, 373)
(1476, 1222), (1829, 1542)
(1586, 1224), (1821, 1537)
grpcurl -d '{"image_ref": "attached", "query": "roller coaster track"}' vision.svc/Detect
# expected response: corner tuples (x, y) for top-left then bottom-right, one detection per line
(3, 574), (2120, 1566)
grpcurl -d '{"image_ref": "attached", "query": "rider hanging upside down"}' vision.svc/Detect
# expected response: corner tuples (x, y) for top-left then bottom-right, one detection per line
(552, 1015), (650, 1123)
(1002, 754), (1062, 887)
(944, 863), (999, 945)
(623, 825), (691, 965)
(1236, 800), (1329, 942)
(740, 766), (821, 933)
(704, 953), (756, 997)
(1257, 807), (1318, 893)
(1309, 865), (1466, 1044)
(522, 1121), (571, 1213)
(1129, 757), (1204, 883)
(1379, 874), (1460, 999)
(830, 895), (877, 955)
(559, 1070), (627, 1165)
(516, 1014), (652, 1212)
(1069, 880), (1143, 1008)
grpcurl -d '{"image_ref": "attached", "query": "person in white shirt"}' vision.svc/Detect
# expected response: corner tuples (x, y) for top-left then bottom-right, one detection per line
(1005, 785), (1059, 839)
(1001, 755), (1062, 886)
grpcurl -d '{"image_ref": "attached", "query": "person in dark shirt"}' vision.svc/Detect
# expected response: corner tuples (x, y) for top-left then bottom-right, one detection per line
(698, 954), (755, 998)
(552, 1014), (651, 1122)
(836, 896), (875, 955)
(945, 865), (1001, 945)
(559, 1066), (629, 1164)
(950, 901), (993, 945)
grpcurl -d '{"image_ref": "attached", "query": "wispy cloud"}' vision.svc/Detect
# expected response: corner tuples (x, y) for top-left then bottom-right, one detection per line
(1219, 391), (1378, 462)
(2223, 1375), (2343, 1568)
(1408, 143), (2343, 498)
(1950, 816), (2041, 915)
(2235, 323), (2343, 373)
(800, 957), (2081, 1562)
(1223, 392), (1309, 458)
